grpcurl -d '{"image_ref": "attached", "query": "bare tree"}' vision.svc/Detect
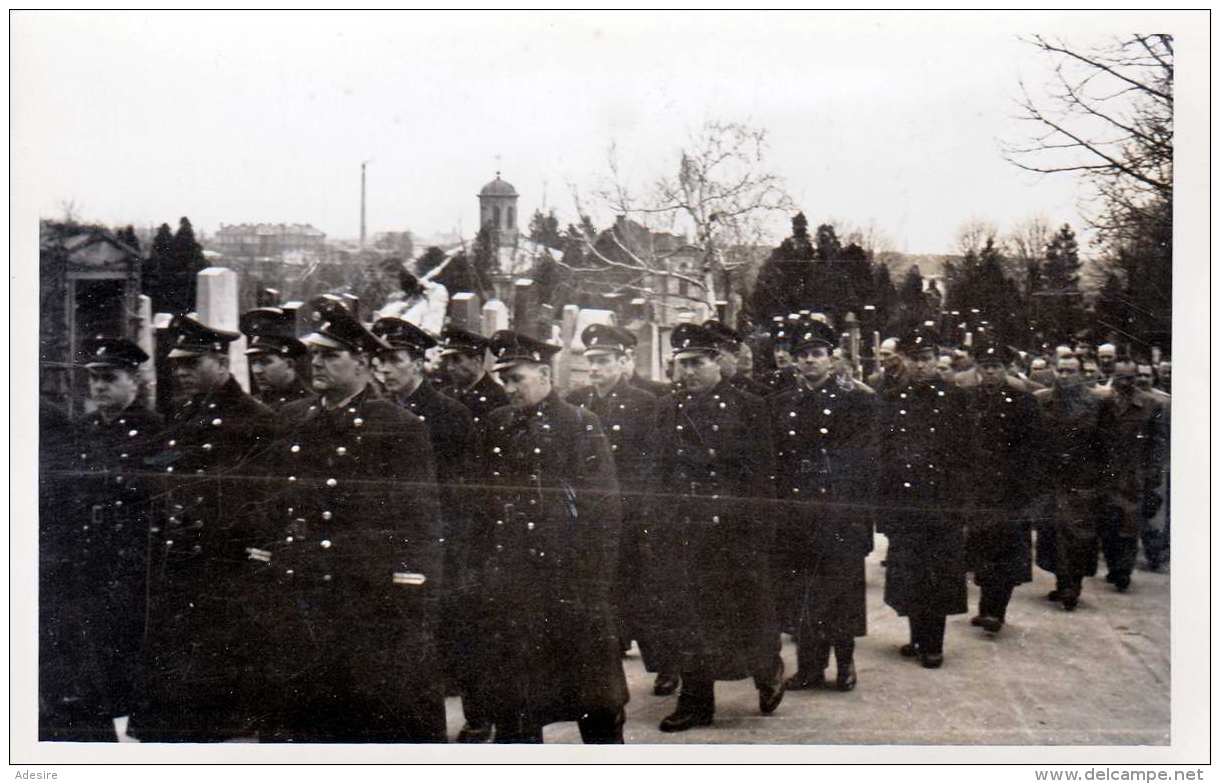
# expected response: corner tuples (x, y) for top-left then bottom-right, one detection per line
(1004, 33), (1173, 350)
(955, 218), (1001, 258)
(567, 120), (793, 314)
(1004, 34), (1172, 237)
(1007, 213), (1053, 291)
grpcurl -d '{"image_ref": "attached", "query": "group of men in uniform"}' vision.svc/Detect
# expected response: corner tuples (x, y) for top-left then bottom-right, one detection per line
(39, 300), (1170, 744)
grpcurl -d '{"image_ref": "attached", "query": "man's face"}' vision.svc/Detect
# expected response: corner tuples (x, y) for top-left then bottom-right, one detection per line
(499, 362), (551, 408)
(587, 352), (629, 390)
(1055, 357), (1082, 387)
(1112, 361), (1138, 393)
(674, 353), (722, 393)
(309, 346), (365, 395)
(250, 354), (297, 391)
(774, 346), (793, 369)
(88, 367), (139, 414)
(441, 352), (482, 388)
(793, 345), (832, 385)
(1082, 361), (1100, 381)
(1136, 366), (1154, 390)
(1158, 362), (1171, 384)
(936, 355), (955, 382)
(1098, 353), (1116, 374)
(171, 353), (229, 397)
(907, 349), (940, 381)
(715, 346), (738, 378)
(376, 349), (424, 394)
(978, 360), (1007, 387)
(878, 346), (900, 372)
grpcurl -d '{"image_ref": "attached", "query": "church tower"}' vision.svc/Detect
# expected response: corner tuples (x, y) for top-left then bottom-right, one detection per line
(478, 172), (519, 247)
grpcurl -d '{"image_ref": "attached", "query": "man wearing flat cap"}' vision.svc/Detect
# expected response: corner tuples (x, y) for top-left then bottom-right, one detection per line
(371, 316), (489, 742)
(40, 338), (162, 741)
(877, 324), (971, 669)
(439, 327), (510, 428)
(241, 307), (311, 411)
(471, 330), (628, 743)
(648, 322), (784, 733)
(960, 338), (1041, 636)
(245, 299), (446, 742)
(703, 319), (773, 398)
(130, 316), (276, 742)
(769, 318), (878, 692)
(565, 324), (676, 694)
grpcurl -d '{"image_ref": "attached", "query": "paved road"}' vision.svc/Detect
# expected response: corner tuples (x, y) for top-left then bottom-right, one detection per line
(444, 535), (1170, 745)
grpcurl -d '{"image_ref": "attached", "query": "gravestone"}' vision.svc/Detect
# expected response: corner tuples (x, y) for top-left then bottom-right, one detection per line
(196, 267), (248, 392)
(450, 292), (481, 331)
(482, 299), (510, 336)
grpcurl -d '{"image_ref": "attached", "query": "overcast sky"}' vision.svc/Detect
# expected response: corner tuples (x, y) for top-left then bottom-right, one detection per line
(11, 11), (1186, 254)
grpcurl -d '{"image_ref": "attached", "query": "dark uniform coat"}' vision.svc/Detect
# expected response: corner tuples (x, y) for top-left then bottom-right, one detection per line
(629, 371), (671, 398)
(770, 376), (878, 639)
(1032, 386), (1112, 579)
(475, 391), (628, 727)
(40, 402), (163, 740)
(878, 378), (970, 618)
(254, 375), (312, 411)
(392, 379), (480, 688)
(253, 386), (446, 742)
(565, 377), (660, 665)
(650, 380), (781, 680)
(763, 365), (801, 396)
(962, 384), (1041, 588)
(451, 371), (510, 428)
(1100, 390), (1167, 537)
(730, 372), (774, 399)
(132, 376), (275, 742)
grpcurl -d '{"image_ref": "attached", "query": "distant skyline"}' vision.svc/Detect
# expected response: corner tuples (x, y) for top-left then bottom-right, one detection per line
(13, 11), (1190, 255)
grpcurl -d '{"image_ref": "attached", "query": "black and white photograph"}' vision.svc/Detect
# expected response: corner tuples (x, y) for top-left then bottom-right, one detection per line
(9, 8), (1209, 773)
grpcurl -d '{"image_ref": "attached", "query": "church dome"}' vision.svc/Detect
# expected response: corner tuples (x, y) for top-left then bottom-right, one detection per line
(479, 174), (518, 197)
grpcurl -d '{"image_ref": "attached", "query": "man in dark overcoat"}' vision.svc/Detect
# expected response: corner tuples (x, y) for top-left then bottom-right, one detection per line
(40, 338), (162, 741)
(248, 300), (447, 742)
(565, 324), (674, 694)
(438, 327), (509, 428)
(129, 316), (275, 742)
(649, 322), (784, 732)
(240, 307), (312, 411)
(1096, 357), (1167, 592)
(877, 325), (971, 669)
(474, 330), (628, 743)
(961, 339), (1041, 634)
(371, 315), (490, 742)
(770, 319), (878, 691)
(1033, 353), (1113, 611)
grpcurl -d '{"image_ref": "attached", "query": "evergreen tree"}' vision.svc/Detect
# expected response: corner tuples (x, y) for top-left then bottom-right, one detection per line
(897, 265), (927, 328)
(814, 223), (842, 261)
(142, 223), (176, 313)
(415, 246), (448, 277)
(117, 225), (140, 253)
(1093, 271), (1130, 345)
(1039, 223), (1085, 342)
(527, 209), (563, 249)
(471, 224), (500, 298)
(749, 212), (815, 320)
(872, 262), (898, 334)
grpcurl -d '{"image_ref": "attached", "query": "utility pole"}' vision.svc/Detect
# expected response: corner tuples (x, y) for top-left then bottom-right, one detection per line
(359, 161), (368, 249)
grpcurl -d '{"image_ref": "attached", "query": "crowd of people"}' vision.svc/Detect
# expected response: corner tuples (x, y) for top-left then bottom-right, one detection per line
(37, 299), (1171, 744)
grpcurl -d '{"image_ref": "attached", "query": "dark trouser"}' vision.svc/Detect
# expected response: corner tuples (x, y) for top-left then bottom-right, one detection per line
(1098, 506), (1138, 582)
(796, 636), (855, 675)
(978, 583), (1015, 621)
(493, 709), (625, 744)
(908, 615), (946, 655)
